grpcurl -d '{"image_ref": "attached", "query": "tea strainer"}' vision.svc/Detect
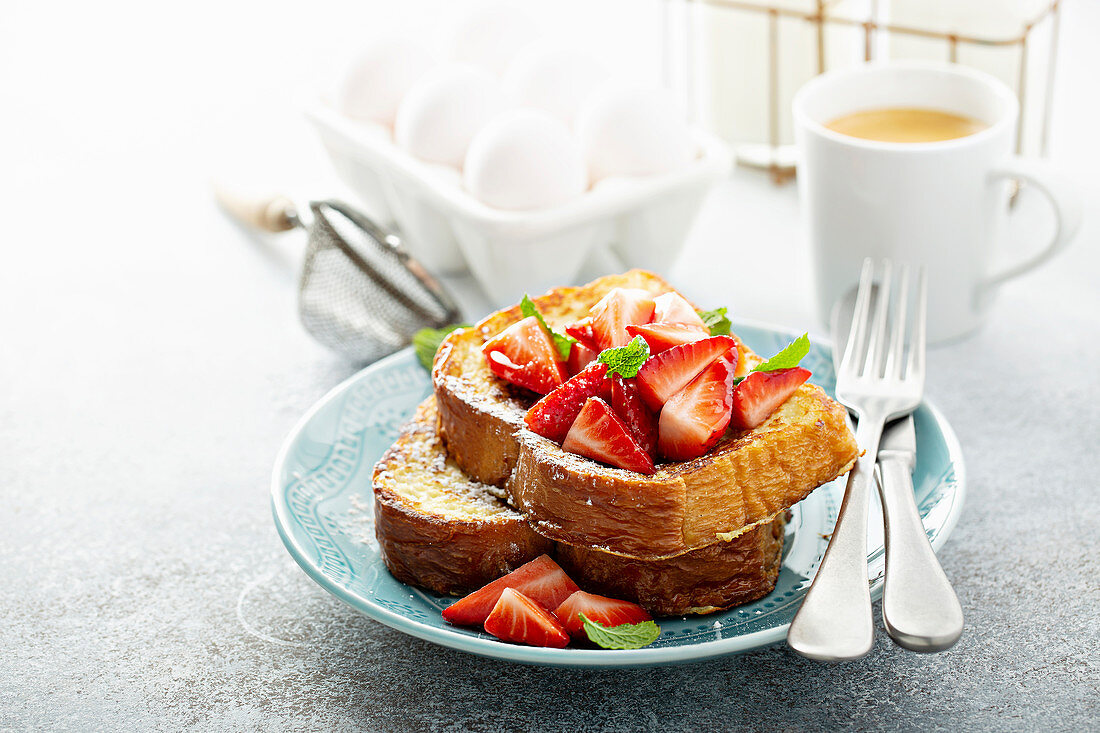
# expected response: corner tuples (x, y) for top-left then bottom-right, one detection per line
(216, 189), (461, 363)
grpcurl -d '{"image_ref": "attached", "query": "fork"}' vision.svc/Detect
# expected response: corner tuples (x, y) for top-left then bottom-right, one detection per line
(788, 258), (948, 661)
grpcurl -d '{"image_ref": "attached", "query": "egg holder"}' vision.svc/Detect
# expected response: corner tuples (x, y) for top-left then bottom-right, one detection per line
(306, 99), (733, 306)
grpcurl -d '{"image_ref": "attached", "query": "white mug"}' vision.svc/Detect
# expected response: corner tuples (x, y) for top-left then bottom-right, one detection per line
(793, 61), (1082, 343)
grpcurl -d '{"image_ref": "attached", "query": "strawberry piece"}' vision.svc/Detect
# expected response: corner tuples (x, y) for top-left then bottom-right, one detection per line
(481, 316), (567, 395)
(729, 367), (811, 430)
(652, 292), (706, 329)
(589, 288), (656, 350)
(484, 588), (571, 648)
(566, 341), (599, 376)
(442, 555), (580, 626)
(658, 347), (739, 461)
(553, 591), (652, 639)
(561, 397), (655, 474)
(635, 335), (738, 412)
(611, 375), (657, 457)
(525, 362), (610, 443)
(564, 317), (600, 351)
(626, 322), (710, 354)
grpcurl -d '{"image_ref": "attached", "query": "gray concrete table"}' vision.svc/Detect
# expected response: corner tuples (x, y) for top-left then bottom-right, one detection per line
(2, 1), (1098, 730)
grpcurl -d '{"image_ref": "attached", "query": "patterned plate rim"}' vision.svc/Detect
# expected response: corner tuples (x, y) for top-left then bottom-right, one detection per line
(271, 321), (967, 668)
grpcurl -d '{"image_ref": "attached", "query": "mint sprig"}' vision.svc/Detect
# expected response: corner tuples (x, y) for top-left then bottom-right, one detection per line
(733, 333), (811, 384)
(580, 613), (662, 650)
(596, 336), (650, 378)
(521, 294), (575, 361)
(413, 324), (468, 370)
(698, 307), (731, 336)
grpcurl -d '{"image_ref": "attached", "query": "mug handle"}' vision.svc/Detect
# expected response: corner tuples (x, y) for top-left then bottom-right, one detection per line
(982, 156), (1083, 294)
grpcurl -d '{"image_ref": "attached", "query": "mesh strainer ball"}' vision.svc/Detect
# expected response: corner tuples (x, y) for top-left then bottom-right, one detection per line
(298, 200), (461, 363)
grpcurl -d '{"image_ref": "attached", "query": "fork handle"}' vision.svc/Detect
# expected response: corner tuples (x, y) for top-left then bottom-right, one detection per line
(878, 456), (964, 652)
(787, 415), (883, 661)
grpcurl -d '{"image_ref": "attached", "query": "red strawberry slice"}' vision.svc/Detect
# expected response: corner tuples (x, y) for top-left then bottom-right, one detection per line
(484, 588), (571, 648)
(635, 335), (738, 412)
(566, 341), (599, 376)
(562, 397), (655, 474)
(481, 316), (567, 395)
(729, 367), (811, 430)
(611, 375), (657, 457)
(658, 347), (739, 461)
(553, 591), (652, 639)
(525, 362), (610, 443)
(442, 555), (580, 626)
(626, 322), (710, 354)
(564, 318), (600, 351)
(652, 291), (706, 329)
(589, 288), (656, 350)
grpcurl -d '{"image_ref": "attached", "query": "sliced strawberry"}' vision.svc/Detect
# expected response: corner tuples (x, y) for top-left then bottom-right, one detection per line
(525, 362), (610, 443)
(635, 335), (738, 412)
(561, 397), (655, 474)
(564, 317), (600, 351)
(611, 375), (657, 458)
(484, 588), (571, 648)
(566, 341), (599, 376)
(652, 291), (706, 329)
(626, 322), (710, 354)
(729, 367), (811, 430)
(441, 555), (580, 626)
(589, 288), (656, 350)
(481, 316), (567, 395)
(553, 591), (652, 639)
(658, 347), (739, 461)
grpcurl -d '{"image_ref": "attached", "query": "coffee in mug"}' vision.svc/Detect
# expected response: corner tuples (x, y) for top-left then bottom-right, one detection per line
(793, 62), (1081, 342)
(825, 107), (988, 143)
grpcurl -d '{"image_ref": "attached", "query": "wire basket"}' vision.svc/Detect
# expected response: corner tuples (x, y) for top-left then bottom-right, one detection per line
(663, 0), (1062, 182)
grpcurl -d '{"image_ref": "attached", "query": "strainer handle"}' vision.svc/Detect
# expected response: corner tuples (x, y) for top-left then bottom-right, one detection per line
(402, 254), (463, 324)
(213, 185), (300, 233)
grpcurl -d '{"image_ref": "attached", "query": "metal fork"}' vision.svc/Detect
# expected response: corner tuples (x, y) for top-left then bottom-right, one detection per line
(787, 258), (937, 661)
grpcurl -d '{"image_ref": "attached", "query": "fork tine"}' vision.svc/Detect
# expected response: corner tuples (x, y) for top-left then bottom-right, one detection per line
(841, 258), (875, 377)
(884, 262), (910, 379)
(906, 266), (928, 380)
(863, 260), (892, 378)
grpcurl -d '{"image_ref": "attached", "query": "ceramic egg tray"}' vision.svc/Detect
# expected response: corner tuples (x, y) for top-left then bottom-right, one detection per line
(306, 99), (733, 306)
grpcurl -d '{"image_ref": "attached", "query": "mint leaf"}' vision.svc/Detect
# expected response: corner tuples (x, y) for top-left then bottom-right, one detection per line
(580, 613), (662, 650)
(752, 333), (810, 373)
(698, 307), (731, 336)
(521, 294), (575, 361)
(413, 324), (468, 370)
(596, 336), (650, 378)
(731, 334), (812, 386)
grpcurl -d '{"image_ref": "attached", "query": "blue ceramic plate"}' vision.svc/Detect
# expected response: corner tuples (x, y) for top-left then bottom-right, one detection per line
(271, 322), (965, 667)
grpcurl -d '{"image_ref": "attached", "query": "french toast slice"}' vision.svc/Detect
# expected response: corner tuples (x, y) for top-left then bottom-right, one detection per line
(512, 384), (855, 559)
(555, 514), (786, 616)
(372, 397), (553, 596)
(432, 269), (858, 559)
(372, 398), (787, 615)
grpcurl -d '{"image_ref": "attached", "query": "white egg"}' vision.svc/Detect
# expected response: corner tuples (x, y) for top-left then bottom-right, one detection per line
(451, 3), (541, 77)
(338, 38), (436, 127)
(394, 65), (504, 168)
(576, 87), (697, 181)
(464, 109), (588, 210)
(501, 44), (607, 127)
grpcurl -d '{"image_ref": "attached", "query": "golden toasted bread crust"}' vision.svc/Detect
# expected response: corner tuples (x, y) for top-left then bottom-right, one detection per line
(511, 384), (857, 559)
(556, 514), (786, 616)
(372, 398), (553, 596)
(373, 399), (787, 615)
(432, 269), (858, 559)
(432, 269), (674, 485)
